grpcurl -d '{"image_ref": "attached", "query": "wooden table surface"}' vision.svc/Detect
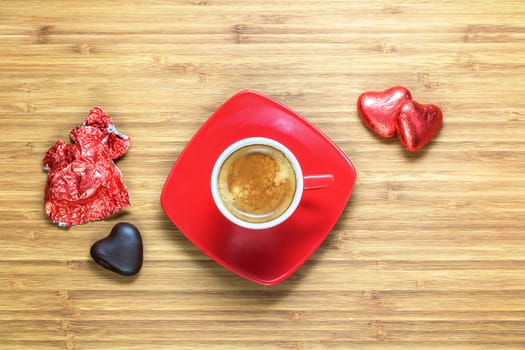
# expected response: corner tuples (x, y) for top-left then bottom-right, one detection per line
(1, 1), (524, 349)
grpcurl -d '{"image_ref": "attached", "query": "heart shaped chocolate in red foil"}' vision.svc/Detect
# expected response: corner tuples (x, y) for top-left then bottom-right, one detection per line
(395, 100), (443, 152)
(357, 86), (412, 138)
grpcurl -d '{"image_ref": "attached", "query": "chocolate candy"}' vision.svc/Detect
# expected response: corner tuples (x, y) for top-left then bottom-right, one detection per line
(395, 100), (443, 152)
(90, 223), (143, 276)
(357, 86), (443, 152)
(357, 86), (412, 138)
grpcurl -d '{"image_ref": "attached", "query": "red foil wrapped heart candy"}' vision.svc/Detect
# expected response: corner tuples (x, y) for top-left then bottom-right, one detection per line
(356, 86), (443, 152)
(43, 107), (131, 227)
(395, 100), (443, 152)
(357, 86), (412, 138)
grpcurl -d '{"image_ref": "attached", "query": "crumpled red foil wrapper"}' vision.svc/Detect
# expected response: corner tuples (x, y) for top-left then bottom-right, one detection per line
(43, 107), (131, 227)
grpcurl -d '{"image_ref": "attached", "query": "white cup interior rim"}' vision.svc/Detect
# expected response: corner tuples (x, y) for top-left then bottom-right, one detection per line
(210, 137), (304, 230)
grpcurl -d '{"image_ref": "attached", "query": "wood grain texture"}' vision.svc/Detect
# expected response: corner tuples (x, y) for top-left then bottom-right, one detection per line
(1, 0), (524, 349)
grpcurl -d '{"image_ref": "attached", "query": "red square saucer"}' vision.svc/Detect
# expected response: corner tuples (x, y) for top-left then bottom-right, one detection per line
(161, 90), (356, 286)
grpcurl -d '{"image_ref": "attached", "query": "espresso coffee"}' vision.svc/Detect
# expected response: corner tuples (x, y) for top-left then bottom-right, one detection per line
(217, 144), (296, 223)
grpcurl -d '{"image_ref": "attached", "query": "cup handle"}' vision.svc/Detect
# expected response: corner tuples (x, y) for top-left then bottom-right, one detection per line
(303, 174), (334, 190)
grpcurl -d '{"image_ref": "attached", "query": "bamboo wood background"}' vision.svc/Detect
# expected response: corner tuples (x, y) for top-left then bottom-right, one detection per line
(1, 1), (524, 349)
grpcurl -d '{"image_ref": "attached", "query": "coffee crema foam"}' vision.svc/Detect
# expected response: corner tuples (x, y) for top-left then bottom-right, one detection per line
(217, 144), (296, 223)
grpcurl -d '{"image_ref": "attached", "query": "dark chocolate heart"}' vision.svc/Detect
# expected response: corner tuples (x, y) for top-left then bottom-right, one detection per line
(90, 222), (143, 276)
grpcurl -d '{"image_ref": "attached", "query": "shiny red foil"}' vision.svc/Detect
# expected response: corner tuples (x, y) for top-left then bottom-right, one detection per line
(356, 85), (443, 152)
(395, 100), (443, 152)
(43, 107), (131, 227)
(357, 86), (412, 138)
